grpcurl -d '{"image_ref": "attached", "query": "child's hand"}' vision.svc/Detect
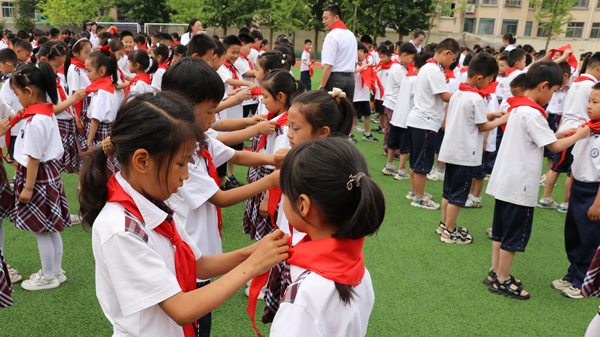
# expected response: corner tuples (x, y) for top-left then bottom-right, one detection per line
(73, 89), (87, 100)
(19, 187), (33, 204)
(575, 125), (590, 139)
(0, 118), (10, 136)
(589, 203), (600, 222)
(489, 110), (506, 119)
(498, 112), (510, 124)
(556, 128), (578, 139)
(273, 148), (289, 169)
(234, 89), (252, 103)
(247, 229), (290, 275)
(259, 194), (269, 219)
(565, 49), (573, 56)
(256, 120), (276, 135)
(251, 114), (268, 124)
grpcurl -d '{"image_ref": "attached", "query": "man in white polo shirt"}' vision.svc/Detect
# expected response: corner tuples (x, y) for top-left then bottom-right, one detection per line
(318, 4), (358, 102)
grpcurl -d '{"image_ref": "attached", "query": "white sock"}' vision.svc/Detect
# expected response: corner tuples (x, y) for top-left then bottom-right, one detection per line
(542, 197), (553, 203)
(468, 194), (474, 199)
(49, 232), (63, 274)
(474, 196), (481, 202)
(0, 222), (4, 251)
(35, 232), (55, 279)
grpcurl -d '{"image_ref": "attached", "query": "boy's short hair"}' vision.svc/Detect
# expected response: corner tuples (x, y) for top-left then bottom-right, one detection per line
(558, 61), (571, 77)
(357, 41), (368, 53)
(360, 35), (373, 45)
(162, 57), (225, 105)
(171, 32), (180, 41)
(414, 51), (432, 69)
(304, 39), (312, 45)
(399, 42), (417, 56)
(250, 30), (263, 41)
(510, 73), (527, 90)
(463, 52), (475, 67)
(222, 35), (241, 50)
(120, 31), (134, 39)
(435, 38), (460, 54)
(49, 28), (60, 38)
(213, 38), (226, 57)
(0, 48), (18, 66)
(14, 39), (32, 51)
(384, 40), (394, 48)
(261, 39), (268, 47)
(160, 33), (174, 42)
(186, 34), (218, 57)
(152, 32), (161, 40)
(523, 44), (534, 54)
(593, 82), (600, 90)
(239, 27), (251, 35)
(323, 4), (342, 19)
(507, 48), (526, 67)
(250, 24), (259, 30)
(238, 33), (254, 45)
(467, 52), (499, 78)
(586, 52), (600, 72)
(133, 34), (146, 45)
(378, 45), (392, 57)
(524, 61), (563, 90)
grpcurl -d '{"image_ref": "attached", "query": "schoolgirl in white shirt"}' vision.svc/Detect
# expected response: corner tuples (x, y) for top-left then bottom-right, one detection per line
(79, 91), (289, 337)
(125, 49), (157, 99)
(106, 40), (130, 106)
(10, 63), (72, 291)
(150, 44), (170, 92)
(66, 38), (92, 143)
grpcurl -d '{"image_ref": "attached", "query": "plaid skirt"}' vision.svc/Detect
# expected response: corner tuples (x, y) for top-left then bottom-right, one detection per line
(0, 158), (13, 220)
(81, 120), (120, 176)
(10, 160), (71, 233)
(0, 247), (13, 308)
(262, 260), (291, 323)
(57, 119), (80, 173)
(242, 165), (277, 241)
(76, 97), (90, 144)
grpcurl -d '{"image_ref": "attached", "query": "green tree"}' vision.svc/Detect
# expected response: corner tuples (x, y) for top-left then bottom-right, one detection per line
(14, 0), (37, 31)
(167, 0), (211, 25)
(38, 0), (98, 27)
(258, 0), (311, 47)
(529, 0), (578, 50)
(114, 0), (171, 24)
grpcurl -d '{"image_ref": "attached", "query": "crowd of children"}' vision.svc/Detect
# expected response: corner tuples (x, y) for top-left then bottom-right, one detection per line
(2, 9), (600, 336)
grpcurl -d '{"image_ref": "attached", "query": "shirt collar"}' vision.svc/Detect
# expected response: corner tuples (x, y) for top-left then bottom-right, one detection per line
(581, 73), (598, 82)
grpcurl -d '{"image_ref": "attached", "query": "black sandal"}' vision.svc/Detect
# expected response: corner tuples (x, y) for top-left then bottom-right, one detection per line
(488, 278), (530, 300)
(483, 269), (522, 287)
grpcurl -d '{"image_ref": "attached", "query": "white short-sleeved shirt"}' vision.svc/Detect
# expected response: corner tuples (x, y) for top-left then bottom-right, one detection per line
(169, 139), (234, 262)
(55, 76), (73, 121)
(486, 105), (558, 207)
(438, 90), (488, 166)
(248, 48), (260, 65)
(118, 53), (133, 79)
(93, 172), (202, 337)
(375, 67), (390, 101)
(14, 110), (63, 166)
(300, 50), (311, 72)
(495, 76), (506, 100)
(391, 74), (417, 128)
(505, 44), (516, 52)
(406, 62), (448, 132)
(382, 63), (407, 110)
(0, 77), (23, 136)
(457, 69), (468, 84)
(234, 56), (258, 107)
(410, 40), (422, 53)
(67, 64), (91, 93)
(259, 114), (288, 169)
(0, 96), (13, 148)
(88, 89), (120, 123)
(353, 59), (370, 103)
(0, 40), (8, 50)
(321, 28), (358, 73)
(485, 94), (499, 153)
(559, 75), (597, 132)
(217, 64), (243, 119)
(370, 52), (379, 67)
(502, 68), (527, 105)
(447, 77), (458, 94)
(129, 80), (154, 98)
(151, 68), (166, 92)
(572, 133), (600, 183)
(546, 87), (569, 116)
(180, 32), (193, 46)
(270, 265), (374, 337)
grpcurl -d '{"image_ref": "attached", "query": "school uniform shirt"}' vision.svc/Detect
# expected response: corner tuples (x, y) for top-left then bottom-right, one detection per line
(234, 57), (258, 107)
(217, 64), (244, 119)
(260, 113), (288, 170)
(118, 53), (133, 79)
(321, 27), (357, 73)
(151, 68), (166, 92)
(55, 77), (73, 121)
(495, 76), (506, 101)
(88, 89), (120, 123)
(180, 32), (194, 46)
(300, 50), (311, 72)
(572, 132), (600, 183)
(406, 62), (448, 132)
(459, 53), (466, 69)
(115, 70), (125, 107)
(438, 90), (488, 166)
(485, 93), (499, 153)
(13, 112), (64, 167)
(353, 59), (370, 103)
(0, 39), (8, 50)
(505, 44), (516, 52)
(0, 96), (13, 148)
(382, 63), (407, 111)
(92, 172), (202, 337)
(276, 201), (305, 247)
(371, 51), (380, 67)
(559, 74), (597, 132)
(270, 265), (375, 337)
(0, 78), (23, 136)
(375, 67), (391, 101)
(502, 68), (527, 105)
(447, 77), (459, 94)
(486, 105), (557, 207)
(129, 80), (154, 97)
(546, 87), (569, 115)
(248, 48), (260, 65)
(67, 63), (92, 93)
(457, 69), (468, 84)
(391, 74), (417, 128)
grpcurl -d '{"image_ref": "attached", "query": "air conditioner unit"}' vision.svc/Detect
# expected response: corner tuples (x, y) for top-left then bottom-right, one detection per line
(465, 4), (476, 13)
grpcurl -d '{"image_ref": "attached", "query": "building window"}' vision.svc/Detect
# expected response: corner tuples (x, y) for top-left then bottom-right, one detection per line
(467, 0), (478, 4)
(573, 0), (589, 8)
(524, 21), (533, 36)
(566, 22), (584, 37)
(501, 19), (519, 34)
(537, 26), (549, 37)
(478, 18), (495, 34)
(505, 0), (522, 6)
(1, 2), (13, 18)
(529, 2), (535, 9)
(441, 3), (456, 17)
(591, 23), (600, 38)
(464, 18), (476, 33)
(481, 0), (498, 5)
(597, 0), (600, 8)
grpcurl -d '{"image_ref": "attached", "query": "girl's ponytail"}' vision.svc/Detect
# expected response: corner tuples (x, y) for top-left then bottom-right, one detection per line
(12, 62), (58, 104)
(78, 146), (110, 227)
(147, 56), (158, 74)
(292, 90), (355, 137)
(333, 95), (354, 136)
(39, 62), (58, 104)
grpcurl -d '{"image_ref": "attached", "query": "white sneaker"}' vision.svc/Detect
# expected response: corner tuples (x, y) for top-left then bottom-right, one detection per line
(382, 164), (398, 176)
(21, 271), (60, 291)
(405, 190), (433, 201)
(561, 286), (583, 299)
(353, 125), (364, 132)
(540, 174), (547, 186)
(551, 278), (572, 290)
(70, 214), (82, 225)
(244, 286), (266, 300)
(55, 269), (67, 283)
(464, 197), (474, 208)
(427, 170), (445, 181)
(410, 198), (440, 210)
(537, 198), (559, 209)
(393, 169), (410, 180)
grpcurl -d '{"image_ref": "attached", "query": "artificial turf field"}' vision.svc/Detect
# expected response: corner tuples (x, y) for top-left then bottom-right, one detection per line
(1, 68), (599, 336)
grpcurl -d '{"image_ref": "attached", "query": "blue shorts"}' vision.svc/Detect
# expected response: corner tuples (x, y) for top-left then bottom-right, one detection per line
(387, 125), (410, 154)
(551, 144), (573, 173)
(408, 126), (437, 174)
(491, 199), (534, 252)
(442, 163), (474, 205)
(471, 154), (486, 179)
(353, 101), (371, 117)
(435, 129), (445, 154)
(374, 100), (384, 114)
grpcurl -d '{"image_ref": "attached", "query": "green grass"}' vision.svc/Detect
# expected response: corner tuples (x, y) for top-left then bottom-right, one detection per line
(1, 69), (598, 336)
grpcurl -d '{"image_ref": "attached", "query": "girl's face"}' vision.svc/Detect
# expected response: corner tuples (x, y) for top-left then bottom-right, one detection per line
(142, 141), (195, 201)
(262, 87), (286, 115)
(12, 83), (41, 108)
(113, 48), (124, 61)
(255, 62), (268, 84)
(498, 60), (508, 75)
(192, 21), (203, 34)
(287, 104), (314, 148)
(129, 60), (142, 74)
(41, 55), (66, 75)
(73, 43), (92, 63)
(588, 89), (600, 121)
(85, 58), (106, 82)
(194, 100), (219, 130)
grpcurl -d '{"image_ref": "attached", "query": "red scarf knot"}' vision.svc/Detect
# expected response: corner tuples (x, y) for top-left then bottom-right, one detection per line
(458, 83), (485, 98)
(330, 21), (347, 31)
(222, 61), (241, 90)
(86, 76), (115, 94)
(4, 103), (54, 161)
(256, 112), (288, 152)
(124, 73), (151, 97)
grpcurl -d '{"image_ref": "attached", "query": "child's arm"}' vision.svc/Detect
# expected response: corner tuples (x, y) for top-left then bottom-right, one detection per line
(213, 114), (267, 132)
(0, 118), (9, 136)
(546, 126), (589, 153)
(53, 89), (86, 114)
(158, 229), (289, 326)
(230, 150), (280, 168)
(87, 118), (100, 147)
(208, 170), (279, 208)
(241, 70), (256, 78)
(215, 121), (276, 146)
(19, 156), (40, 203)
(588, 185), (600, 222)
(553, 49), (572, 64)
(477, 111), (509, 132)
(302, 59), (309, 65)
(439, 92), (453, 102)
(115, 81), (129, 90)
(355, 64), (369, 73)
(225, 78), (257, 90)
(216, 89), (253, 113)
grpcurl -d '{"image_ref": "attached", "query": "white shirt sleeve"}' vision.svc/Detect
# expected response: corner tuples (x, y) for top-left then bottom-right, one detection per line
(270, 303), (326, 337)
(89, 92), (110, 122)
(22, 121), (46, 160)
(234, 58), (251, 77)
(321, 35), (337, 67)
(151, 69), (165, 91)
(430, 71), (448, 95)
(528, 113), (558, 147)
(217, 65), (232, 84)
(474, 99), (488, 125)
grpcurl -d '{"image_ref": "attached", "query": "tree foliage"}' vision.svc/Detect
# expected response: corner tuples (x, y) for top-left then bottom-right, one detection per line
(14, 0), (37, 31)
(258, 0), (312, 35)
(167, 0), (211, 25)
(38, 0), (99, 27)
(114, 0), (172, 24)
(529, 0), (578, 50)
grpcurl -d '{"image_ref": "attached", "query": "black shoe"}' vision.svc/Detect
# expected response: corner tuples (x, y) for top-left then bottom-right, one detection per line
(221, 180), (235, 191)
(228, 175), (245, 187)
(371, 126), (383, 133)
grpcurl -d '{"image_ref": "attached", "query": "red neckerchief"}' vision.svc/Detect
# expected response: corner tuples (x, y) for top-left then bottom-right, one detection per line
(358, 62), (385, 99)
(222, 61), (240, 89)
(198, 146), (222, 237)
(376, 59), (400, 70)
(117, 68), (125, 83)
(239, 53), (254, 70)
(86, 76), (115, 94)
(58, 65), (64, 75)
(426, 58), (443, 72)
(575, 74), (596, 83)
(252, 45), (258, 50)
(123, 49), (131, 55)
(458, 83), (485, 98)
(250, 87), (261, 96)
(445, 70), (455, 80)
(56, 77), (73, 116)
(106, 175), (197, 337)
(140, 44), (148, 51)
(505, 67), (517, 77)
(259, 48), (266, 53)
(304, 49), (313, 77)
(407, 62), (415, 72)
(460, 68), (468, 73)
(549, 44), (578, 70)
(247, 235), (365, 337)
(481, 81), (499, 96)
(330, 21), (347, 30)
(71, 59), (87, 120)
(70, 58), (86, 71)
(125, 73), (151, 97)
(256, 112), (288, 151)
(4, 103), (54, 161)
(406, 70), (417, 77)
(158, 62), (168, 70)
(501, 96), (546, 133)
(554, 118), (598, 170)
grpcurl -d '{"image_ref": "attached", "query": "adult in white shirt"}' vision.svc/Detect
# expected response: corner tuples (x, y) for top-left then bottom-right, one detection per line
(180, 18), (203, 46)
(503, 33), (517, 52)
(318, 5), (358, 101)
(410, 30), (425, 54)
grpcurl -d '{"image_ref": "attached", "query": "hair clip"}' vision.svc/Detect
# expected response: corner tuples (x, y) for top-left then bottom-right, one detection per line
(328, 87), (346, 99)
(347, 172), (366, 190)
(100, 45), (110, 53)
(153, 92), (157, 97)
(101, 137), (116, 157)
(35, 63), (39, 69)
